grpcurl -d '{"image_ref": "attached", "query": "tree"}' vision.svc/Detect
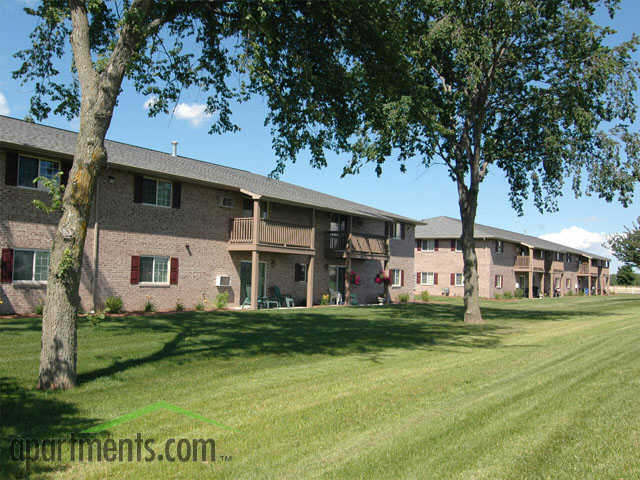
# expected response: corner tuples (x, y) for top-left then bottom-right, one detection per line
(614, 263), (636, 286)
(607, 216), (640, 269)
(13, 0), (370, 390)
(254, 0), (640, 323)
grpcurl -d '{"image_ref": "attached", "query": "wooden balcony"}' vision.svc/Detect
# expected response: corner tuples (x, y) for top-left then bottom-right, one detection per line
(578, 263), (590, 275)
(549, 260), (565, 272)
(229, 218), (314, 254)
(514, 255), (545, 271)
(326, 231), (388, 259)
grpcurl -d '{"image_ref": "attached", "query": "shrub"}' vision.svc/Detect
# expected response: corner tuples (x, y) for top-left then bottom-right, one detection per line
(215, 292), (229, 309)
(175, 300), (185, 312)
(578, 289), (585, 296)
(104, 296), (123, 314)
(494, 293), (502, 300)
(320, 294), (330, 305)
(566, 290), (574, 297)
(420, 290), (430, 302)
(195, 302), (205, 311)
(34, 302), (44, 315)
(514, 288), (524, 298)
(398, 293), (410, 304)
(143, 297), (155, 313)
(503, 291), (513, 300)
(87, 311), (106, 326)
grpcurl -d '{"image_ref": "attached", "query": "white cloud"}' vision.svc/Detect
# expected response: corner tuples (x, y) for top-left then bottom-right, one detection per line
(143, 96), (158, 110)
(0, 92), (10, 115)
(540, 226), (607, 252)
(173, 102), (212, 127)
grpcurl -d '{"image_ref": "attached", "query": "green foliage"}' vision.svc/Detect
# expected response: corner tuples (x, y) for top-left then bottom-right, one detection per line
(494, 293), (503, 300)
(514, 288), (524, 299)
(86, 310), (106, 327)
(143, 297), (155, 313)
(34, 302), (44, 316)
(55, 247), (75, 284)
(614, 264), (638, 286)
(32, 172), (65, 214)
(607, 218), (640, 269)
(194, 302), (205, 311)
(419, 290), (430, 302)
(503, 291), (513, 300)
(215, 292), (230, 310)
(175, 300), (185, 312)
(320, 294), (330, 306)
(104, 296), (123, 314)
(566, 290), (574, 296)
(398, 293), (410, 304)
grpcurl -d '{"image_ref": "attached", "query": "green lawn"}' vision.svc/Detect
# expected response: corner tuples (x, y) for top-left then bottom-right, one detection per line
(2, 296), (640, 479)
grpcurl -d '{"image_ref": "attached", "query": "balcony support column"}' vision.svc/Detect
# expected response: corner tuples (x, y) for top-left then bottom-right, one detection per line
(587, 274), (591, 296)
(306, 209), (316, 309)
(541, 272), (545, 298)
(528, 248), (533, 299)
(250, 198), (260, 309)
(344, 216), (353, 306)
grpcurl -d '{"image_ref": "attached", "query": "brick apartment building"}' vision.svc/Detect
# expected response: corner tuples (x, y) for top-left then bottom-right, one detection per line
(414, 216), (610, 299)
(0, 116), (417, 314)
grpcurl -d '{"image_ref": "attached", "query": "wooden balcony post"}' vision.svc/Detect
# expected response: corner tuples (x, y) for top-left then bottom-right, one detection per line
(344, 216), (353, 305)
(528, 247), (533, 299)
(541, 272), (545, 298)
(307, 208), (316, 308)
(252, 198), (260, 246)
(587, 273), (591, 296)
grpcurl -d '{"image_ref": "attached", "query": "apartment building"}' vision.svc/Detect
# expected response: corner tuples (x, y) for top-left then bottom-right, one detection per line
(0, 116), (416, 314)
(415, 216), (610, 299)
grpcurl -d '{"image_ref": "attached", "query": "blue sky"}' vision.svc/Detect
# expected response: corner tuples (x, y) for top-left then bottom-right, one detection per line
(1, 1), (638, 272)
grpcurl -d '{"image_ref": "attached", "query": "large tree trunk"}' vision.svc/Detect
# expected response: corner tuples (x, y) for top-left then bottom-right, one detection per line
(37, 121), (108, 390)
(458, 183), (483, 324)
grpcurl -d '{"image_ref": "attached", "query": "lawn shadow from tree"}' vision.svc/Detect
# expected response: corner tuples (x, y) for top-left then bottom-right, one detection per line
(0, 376), (98, 479)
(76, 301), (602, 385)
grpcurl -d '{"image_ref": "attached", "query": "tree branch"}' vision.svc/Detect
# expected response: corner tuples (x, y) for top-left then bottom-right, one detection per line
(69, 0), (98, 96)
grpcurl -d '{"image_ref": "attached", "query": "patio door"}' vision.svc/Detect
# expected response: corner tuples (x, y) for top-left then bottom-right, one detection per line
(240, 261), (267, 304)
(328, 266), (346, 297)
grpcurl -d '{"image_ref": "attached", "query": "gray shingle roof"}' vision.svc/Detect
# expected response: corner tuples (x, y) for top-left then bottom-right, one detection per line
(416, 216), (610, 261)
(0, 115), (418, 223)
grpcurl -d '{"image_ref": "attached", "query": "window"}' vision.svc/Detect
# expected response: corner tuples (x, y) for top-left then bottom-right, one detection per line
(495, 274), (503, 289)
(455, 239), (462, 252)
(555, 252), (563, 261)
(391, 269), (402, 287)
(421, 272), (435, 286)
(140, 256), (169, 284)
(142, 177), (172, 207)
(220, 196), (235, 208)
(421, 239), (435, 252)
(391, 222), (404, 240)
(565, 254), (572, 263)
(495, 240), (504, 254)
(455, 273), (464, 286)
(554, 277), (561, 289)
(566, 278), (571, 290)
(18, 155), (60, 190)
(13, 249), (50, 282)
(294, 263), (307, 282)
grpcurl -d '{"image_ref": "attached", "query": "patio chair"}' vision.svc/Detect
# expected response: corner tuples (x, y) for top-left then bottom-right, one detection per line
(271, 286), (295, 308)
(329, 288), (342, 305)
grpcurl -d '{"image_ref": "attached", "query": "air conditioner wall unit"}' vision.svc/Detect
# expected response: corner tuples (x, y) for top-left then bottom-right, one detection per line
(216, 275), (231, 287)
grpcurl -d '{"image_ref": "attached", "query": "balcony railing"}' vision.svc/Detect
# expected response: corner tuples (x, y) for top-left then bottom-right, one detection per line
(326, 231), (388, 257)
(229, 218), (313, 249)
(579, 263), (590, 275)
(515, 255), (545, 270)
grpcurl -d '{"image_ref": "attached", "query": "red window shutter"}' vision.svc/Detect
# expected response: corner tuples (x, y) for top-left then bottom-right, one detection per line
(451, 240), (455, 251)
(416, 272), (421, 284)
(1, 248), (13, 283)
(434, 239), (439, 251)
(495, 275), (498, 287)
(416, 240), (421, 251)
(133, 175), (143, 203)
(450, 273), (455, 285)
(401, 270), (405, 286)
(170, 258), (179, 285)
(434, 273), (438, 285)
(5, 151), (18, 186)
(130, 256), (140, 284)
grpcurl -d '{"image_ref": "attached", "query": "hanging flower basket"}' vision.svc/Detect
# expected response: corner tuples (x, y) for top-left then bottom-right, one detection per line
(375, 271), (390, 285)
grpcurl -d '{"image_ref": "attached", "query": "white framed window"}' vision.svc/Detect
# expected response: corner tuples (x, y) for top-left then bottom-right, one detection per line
(495, 240), (504, 254)
(391, 222), (403, 240)
(139, 256), (170, 284)
(142, 177), (172, 207)
(13, 249), (50, 283)
(18, 155), (61, 190)
(566, 278), (571, 290)
(565, 253), (572, 263)
(555, 252), (563, 261)
(455, 239), (462, 252)
(391, 269), (402, 287)
(294, 263), (307, 282)
(455, 273), (464, 286)
(495, 274), (503, 289)
(220, 196), (235, 208)
(421, 239), (435, 252)
(421, 272), (435, 286)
